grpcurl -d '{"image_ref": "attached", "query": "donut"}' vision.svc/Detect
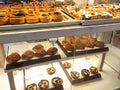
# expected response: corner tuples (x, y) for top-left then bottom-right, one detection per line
(51, 77), (63, 86)
(0, 16), (8, 25)
(38, 80), (49, 89)
(81, 69), (90, 77)
(39, 13), (51, 23)
(46, 47), (58, 56)
(6, 52), (21, 63)
(25, 14), (39, 23)
(50, 11), (63, 22)
(46, 67), (56, 75)
(22, 50), (34, 60)
(89, 66), (98, 74)
(70, 71), (80, 79)
(63, 62), (71, 69)
(26, 83), (37, 90)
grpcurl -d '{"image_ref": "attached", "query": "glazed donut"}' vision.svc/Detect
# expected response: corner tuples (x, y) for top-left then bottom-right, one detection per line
(51, 11), (63, 22)
(46, 67), (56, 75)
(51, 77), (63, 86)
(22, 50), (34, 60)
(39, 13), (51, 23)
(0, 16), (8, 25)
(6, 52), (21, 63)
(38, 80), (49, 90)
(63, 62), (71, 69)
(70, 71), (80, 79)
(26, 83), (37, 90)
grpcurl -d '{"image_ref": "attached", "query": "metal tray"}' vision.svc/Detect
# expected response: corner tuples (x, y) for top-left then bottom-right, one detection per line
(0, 11), (81, 31)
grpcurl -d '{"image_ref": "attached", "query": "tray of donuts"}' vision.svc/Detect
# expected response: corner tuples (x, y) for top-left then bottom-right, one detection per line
(0, 4), (77, 31)
(56, 34), (109, 57)
(59, 59), (101, 84)
(25, 63), (64, 90)
(5, 41), (61, 71)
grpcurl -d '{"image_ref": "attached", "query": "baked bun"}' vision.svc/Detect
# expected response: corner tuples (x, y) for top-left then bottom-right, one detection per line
(26, 83), (37, 90)
(34, 49), (46, 57)
(51, 77), (63, 86)
(81, 69), (90, 77)
(63, 62), (71, 69)
(32, 44), (44, 52)
(89, 66), (98, 74)
(46, 47), (58, 56)
(46, 67), (56, 75)
(22, 50), (34, 60)
(64, 43), (75, 51)
(94, 41), (105, 48)
(38, 80), (49, 90)
(6, 52), (21, 63)
(51, 11), (63, 22)
(70, 71), (80, 79)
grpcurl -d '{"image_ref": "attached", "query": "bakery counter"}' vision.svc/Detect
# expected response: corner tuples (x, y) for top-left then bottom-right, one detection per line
(0, 23), (120, 43)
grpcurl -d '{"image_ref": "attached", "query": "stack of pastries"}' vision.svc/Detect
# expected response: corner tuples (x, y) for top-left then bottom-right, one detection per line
(0, 3), (64, 25)
(62, 34), (105, 51)
(65, 3), (120, 20)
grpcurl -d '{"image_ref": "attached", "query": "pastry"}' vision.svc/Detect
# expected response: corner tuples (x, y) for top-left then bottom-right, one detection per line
(25, 14), (39, 23)
(46, 67), (56, 75)
(51, 77), (63, 86)
(64, 43), (76, 51)
(34, 49), (46, 57)
(51, 11), (63, 22)
(38, 80), (49, 90)
(81, 69), (90, 77)
(0, 16), (8, 25)
(32, 44), (44, 52)
(6, 52), (21, 63)
(89, 66), (98, 74)
(63, 62), (71, 69)
(70, 71), (80, 79)
(22, 50), (34, 60)
(26, 83), (37, 90)
(39, 13), (51, 23)
(46, 47), (58, 56)
(94, 41), (105, 48)
(9, 14), (25, 24)
(64, 36), (75, 44)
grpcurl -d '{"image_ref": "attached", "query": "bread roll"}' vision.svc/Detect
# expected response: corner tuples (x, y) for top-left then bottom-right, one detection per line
(6, 52), (21, 63)
(46, 47), (58, 56)
(22, 50), (34, 60)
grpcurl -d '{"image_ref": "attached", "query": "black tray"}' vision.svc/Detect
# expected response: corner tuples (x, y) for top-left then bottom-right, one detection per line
(5, 55), (61, 72)
(56, 40), (109, 57)
(59, 62), (101, 84)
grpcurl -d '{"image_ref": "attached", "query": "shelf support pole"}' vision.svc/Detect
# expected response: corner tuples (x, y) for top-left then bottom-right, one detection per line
(7, 72), (16, 90)
(0, 44), (5, 68)
(98, 53), (106, 71)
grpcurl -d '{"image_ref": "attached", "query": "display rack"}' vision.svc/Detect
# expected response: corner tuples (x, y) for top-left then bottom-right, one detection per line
(0, 21), (120, 90)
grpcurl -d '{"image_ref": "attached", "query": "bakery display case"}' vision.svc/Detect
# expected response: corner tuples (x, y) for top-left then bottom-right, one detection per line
(0, 0), (120, 90)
